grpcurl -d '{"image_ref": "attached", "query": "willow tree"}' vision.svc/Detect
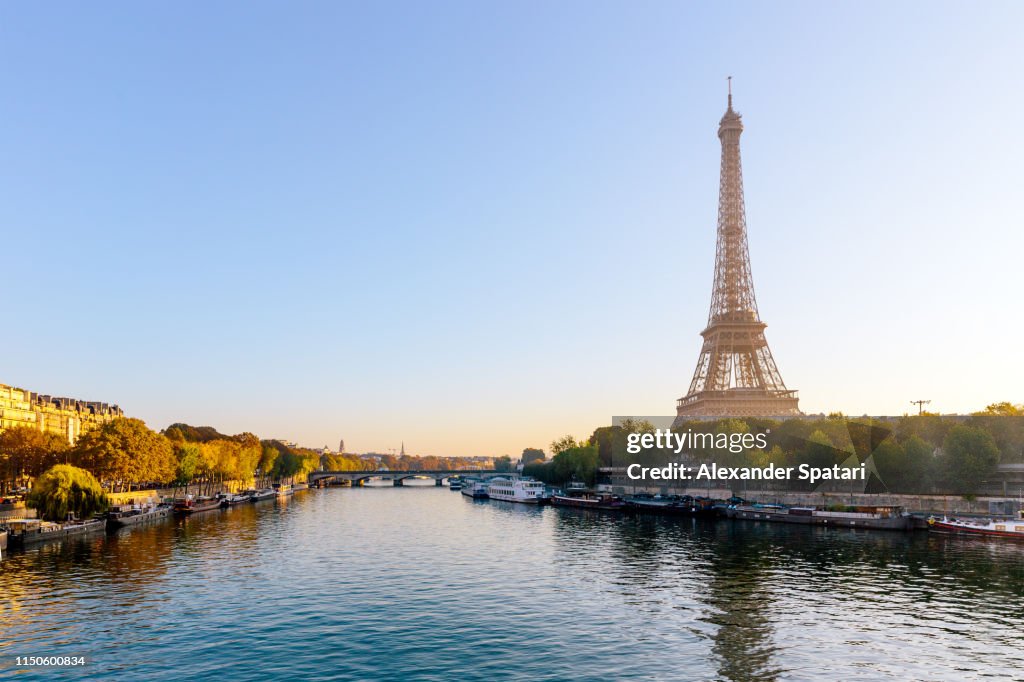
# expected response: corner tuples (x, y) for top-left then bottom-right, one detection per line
(27, 465), (108, 522)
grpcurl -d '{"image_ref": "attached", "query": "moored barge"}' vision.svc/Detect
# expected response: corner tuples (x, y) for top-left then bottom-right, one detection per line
(928, 510), (1024, 539)
(552, 491), (627, 511)
(106, 504), (171, 530)
(6, 517), (106, 548)
(460, 480), (489, 499)
(627, 493), (716, 517)
(250, 488), (277, 502)
(728, 503), (912, 530)
(172, 496), (221, 515)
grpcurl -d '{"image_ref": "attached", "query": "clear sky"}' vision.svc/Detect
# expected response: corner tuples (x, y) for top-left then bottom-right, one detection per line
(2, 2), (1022, 457)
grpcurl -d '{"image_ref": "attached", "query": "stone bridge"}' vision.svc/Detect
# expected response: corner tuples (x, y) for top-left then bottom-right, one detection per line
(308, 469), (503, 487)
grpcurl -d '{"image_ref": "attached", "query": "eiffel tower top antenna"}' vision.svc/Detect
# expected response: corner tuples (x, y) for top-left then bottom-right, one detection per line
(727, 76), (732, 108)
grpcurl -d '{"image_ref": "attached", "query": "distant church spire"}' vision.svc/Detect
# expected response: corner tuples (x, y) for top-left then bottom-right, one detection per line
(400, 441), (405, 457)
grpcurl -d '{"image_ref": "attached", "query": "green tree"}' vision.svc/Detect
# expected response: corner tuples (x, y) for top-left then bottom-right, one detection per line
(26, 464), (108, 522)
(550, 443), (600, 485)
(550, 435), (579, 455)
(590, 426), (629, 467)
(173, 443), (202, 486)
(869, 439), (906, 492)
(619, 418), (656, 435)
(901, 435), (935, 492)
(941, 425), (1000, 494)
(521, 448), (546, 465)
(494, 456), (513, 472)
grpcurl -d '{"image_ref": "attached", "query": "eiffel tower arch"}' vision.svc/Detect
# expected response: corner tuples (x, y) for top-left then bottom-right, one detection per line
(674, 83), (801, 424)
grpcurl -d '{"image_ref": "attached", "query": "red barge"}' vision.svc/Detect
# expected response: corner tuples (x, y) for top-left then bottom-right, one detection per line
(928, 510), (1024, 539)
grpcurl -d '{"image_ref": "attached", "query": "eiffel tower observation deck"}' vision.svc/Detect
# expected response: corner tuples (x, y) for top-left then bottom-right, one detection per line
(674, 81), (801, 422)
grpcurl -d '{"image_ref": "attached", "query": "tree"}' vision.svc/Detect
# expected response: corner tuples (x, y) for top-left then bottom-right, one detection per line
(619, 418), (656, 435)
(0, 426), (70, 490)
(173, 443), (201, 487)
(494, 456), (513, 472)
(550, 435), (579, 455)
(521, 448), (545, 465)
(27, 465), (108, 522)
(551, 444), (600, 485)
(978, 402), (1024, 417)
(71, 418), (175, 491)
(901, 435), (935, 492)
(941, 425), (999, 494)
(162, 423), (229, 443)
(590, 426), (626, 467)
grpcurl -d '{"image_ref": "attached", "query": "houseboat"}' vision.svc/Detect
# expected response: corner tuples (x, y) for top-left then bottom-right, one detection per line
(486, 477), (549, 504)
(448, 478), (464, 491)
(105, 503), (171, 530)
(172, 495), (222, 515)
(728, 503), (912, 530)
(6, 517), (105, 548)
(552, 488), (626, 511)
(928, 510), (1024, 539)
(273, 483), (294, 498)
(460, 480), (489, 499)
(216, 492), (250, 508)
(627, 493), (716, 517)
(250, 488), (277, 502)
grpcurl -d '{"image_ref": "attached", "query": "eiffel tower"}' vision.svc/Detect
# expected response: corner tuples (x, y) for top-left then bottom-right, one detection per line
(674, 81), (800, 422)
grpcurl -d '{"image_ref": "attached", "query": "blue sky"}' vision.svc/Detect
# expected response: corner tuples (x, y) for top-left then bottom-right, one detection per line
(2, 2), (1022, 456)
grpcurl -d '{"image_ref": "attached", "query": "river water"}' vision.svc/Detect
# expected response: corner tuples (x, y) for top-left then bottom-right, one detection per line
(2, 486), (1023, 680)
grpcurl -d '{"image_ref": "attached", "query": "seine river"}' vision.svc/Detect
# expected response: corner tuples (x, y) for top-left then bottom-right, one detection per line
(2, 486), (1024, 680)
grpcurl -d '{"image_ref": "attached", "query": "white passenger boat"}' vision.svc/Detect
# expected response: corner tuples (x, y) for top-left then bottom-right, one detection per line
(486, 477), (549, 504)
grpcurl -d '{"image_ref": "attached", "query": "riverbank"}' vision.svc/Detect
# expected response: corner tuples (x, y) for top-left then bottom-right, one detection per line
(1, 484), (310, 553)
(600, 482), (1018, 519)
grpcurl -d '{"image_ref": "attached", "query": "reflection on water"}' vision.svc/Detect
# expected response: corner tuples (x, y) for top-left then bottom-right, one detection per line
(1, 489), (1023, 680)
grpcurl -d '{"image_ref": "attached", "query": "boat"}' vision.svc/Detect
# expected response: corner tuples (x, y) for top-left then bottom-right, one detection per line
(216, 492), (250, 508)
(6, 517), (105, 548)
(928, 509), (1024, 539)
(486, 477), (550, 504)
(448, 478), (464, 491)
(552, 488), (627, 511)
(250, 488), (277, 502)
(627, 493), (717, 517)
(273, 483), (294, 498)
(105, 503), (171, 530)
(727, 503), (912, 530)
(460, 480), (489, 499)
(172, 495), (222, 515)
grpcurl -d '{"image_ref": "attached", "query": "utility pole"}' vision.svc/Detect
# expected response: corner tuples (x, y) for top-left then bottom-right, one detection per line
(910, 399), (931, 416)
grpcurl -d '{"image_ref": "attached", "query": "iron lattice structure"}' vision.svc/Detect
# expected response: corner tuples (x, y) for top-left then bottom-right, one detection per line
(674, 87), (800, 421)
